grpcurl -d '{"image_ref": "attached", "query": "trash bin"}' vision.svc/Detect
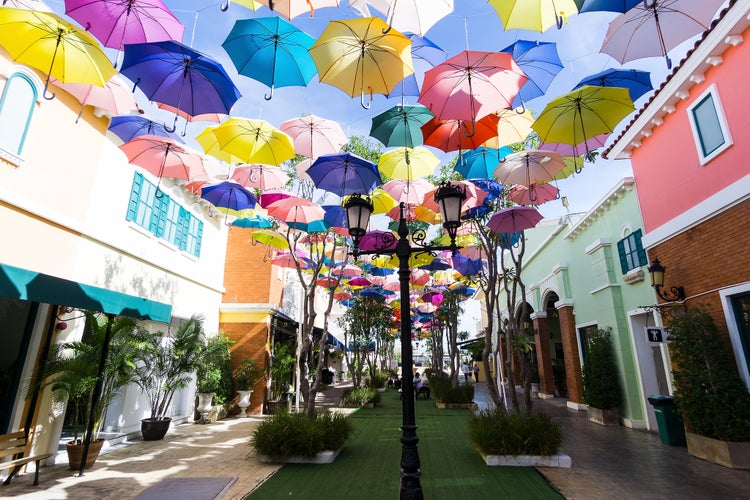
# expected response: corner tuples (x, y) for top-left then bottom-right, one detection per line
(647, 395), (686, 446)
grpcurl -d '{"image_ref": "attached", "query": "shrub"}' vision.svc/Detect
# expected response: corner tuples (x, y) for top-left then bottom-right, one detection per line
(468, 408), (563, 456)
(429, 375), (474, 404)
(368, 370), (388, 389)
(341, 387), (380, 407)
(251, 411), (353, 462)
(582, 328), (621, 410)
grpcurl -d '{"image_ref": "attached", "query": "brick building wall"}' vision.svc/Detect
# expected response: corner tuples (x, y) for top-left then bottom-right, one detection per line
(223, 227), (276, 304)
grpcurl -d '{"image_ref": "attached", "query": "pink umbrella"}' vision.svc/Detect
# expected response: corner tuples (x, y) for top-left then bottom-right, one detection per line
(508, 183), (559, 206)
(271, 250), (309, 269)
(383, 279), (401, 291)
(332, 264), (363, 277)
(410, 269), (431, 287)
(158, 102), (225, 123)
(64, 0), (184, 51)
(334, 290), (352, 300)
(347, 277), (372, 287)
(382, 178), (434, 206)
(231, 164), (290, 190)
(419, 50), (527, 124)
(119, 134), (206, 182)
(259, 190), (295, 208)
(421, 291), (444, 304)
(540, 133), (609, 157)
(493, 150), (566, 187)
(280, 114), (348, 159)
(266, 197), (326, 227)
(53, 75), (138, 120)
(487, 206), (543, 234)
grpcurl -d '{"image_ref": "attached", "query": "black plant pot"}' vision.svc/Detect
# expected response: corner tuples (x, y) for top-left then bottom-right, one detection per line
(141, 417), (172, 441)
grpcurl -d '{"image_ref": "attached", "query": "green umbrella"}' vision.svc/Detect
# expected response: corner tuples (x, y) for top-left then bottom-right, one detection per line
(369, 104), (434, 148)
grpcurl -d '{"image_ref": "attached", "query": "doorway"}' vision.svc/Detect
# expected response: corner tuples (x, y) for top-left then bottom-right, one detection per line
(629, 310), (672, 430)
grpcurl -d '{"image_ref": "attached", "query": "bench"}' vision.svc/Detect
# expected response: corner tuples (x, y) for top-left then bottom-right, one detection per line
(0, 431), (52, 486)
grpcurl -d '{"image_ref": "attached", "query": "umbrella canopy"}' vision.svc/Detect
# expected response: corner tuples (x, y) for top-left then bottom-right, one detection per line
(250, 229), (289, 249)
(455, 146), (513, 179)
(369, 104), (433, 148)
(382, 178), (433, 205)
(579, 0), (641, 13)
(232, 214), (274, 228)
(421, 114), (500, 153)
(531, 85), (634, 154)
(574, 68), (653, 101)
(266, 197), (326, 229)
(119, 134), (206, 182)
(500, 40), (563, 109)
(221, 16), (316, 100)
(377, 147), (439, 181)
(489, 0), (580, 32)
(423, 180), (486, 214)
(487, 206), (543, 233)
(255, 0), (340, 20)
(121, 40), (241, 130)
(351, 188), (399, 215)
(231, 164), (290, 190)
(309, 17), (414, 106)
(451, 254), (482, 277)
(419, 50), (527, 123)
(600, 0), (726, 68)
(200, 181), (258, 211)
(485, 108), (535, 148)
(508, 183), (560, 205)
(306, 152), (381, 196)
(259, 189), (294, 208)
(211, 118), (295, 166)
(359, 230), (398, 252)
(64, 0), (183, 51)
(0, 8), (117, 98)
(279, 115), (348, 158)
(494, 149), (567, 186)
(108, 116), (183, 143)
(54, 75), (138, 119)
(387, 32), (447, 99)
(372, 0), (454, 37)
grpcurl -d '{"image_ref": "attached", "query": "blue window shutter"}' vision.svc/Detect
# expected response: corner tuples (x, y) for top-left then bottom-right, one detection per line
(616, 239), (628, 274)
(150, 193), (168, 236)
(194, 220), (203, 257)
(126, 173), (143, 223)
(634, 229), (647, 267)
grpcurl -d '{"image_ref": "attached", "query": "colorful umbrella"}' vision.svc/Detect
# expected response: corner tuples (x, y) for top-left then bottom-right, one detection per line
(0, 8), (117, 99)
(455, 146), (513, 180)
(377, 147), (439, 181)
(220, 0), (263, 11)
(221, 16), (316, 100)
(279, 115), (348, 158)
(306, 152), (381, 196)
(232, 214), (275, 228)
(266, 196), (326, 230)
(578, 0), (641, 13)
(485, 108), (535, 149)
(54, 75), (138, 120)
(201, 181), (258, 212)
(231, 164), (290, 190)
(250, 229), (289, 249)
(421, 115), (500, 153)
(359, 230), (398, 252)
(574, 68), (653, 101)
(500, 40), (563, 109)
(369, 104), (433, 148)
(372, 0), (454, 37)
(382, 178), (434, 205)
(64, 0), (183, 51)
(210, 118), (295, 166)
(487, 206), (543, 233)
(508, 183), (560, 206)
(422, 180), (486, 214)
(259, 190), (295, 208)
(108, 116), (183, 143)
(451, 254), (482, 277)
(531, 85), (634, 155)
(489, 0), (580, 32)
(387, 32), (447, 99)
(121, 40), (241, 131)
(309, 17), (414, 107)
(195, 125), (243, 164)
(494, 150), (567, 187)
(119, 134), (206, 182)
(255, 0), (340, 20)
(419, 50), (527, 124)
(600, 0), (726, 69)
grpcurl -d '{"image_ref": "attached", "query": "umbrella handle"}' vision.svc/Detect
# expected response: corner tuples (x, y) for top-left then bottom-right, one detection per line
(42, 79), (56, 101)
(514, 102), (527, 114)
(463, 120), (475, 138)
(220, 0), (230, 11)
(555, 13), (564, 29)
(665, 54), (672, 70)
(164, 115), (178, 133)
(643, 0), (657, 8)
(264, 86), (274, 101)
(360, 92), (371, 109)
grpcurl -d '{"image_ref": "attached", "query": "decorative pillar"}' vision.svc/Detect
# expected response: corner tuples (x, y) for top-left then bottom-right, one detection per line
(557, 302), (584, 407)
(531, 312), (555, 397)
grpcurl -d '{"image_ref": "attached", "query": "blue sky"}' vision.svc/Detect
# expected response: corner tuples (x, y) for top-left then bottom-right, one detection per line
(43, 0), (707, 219)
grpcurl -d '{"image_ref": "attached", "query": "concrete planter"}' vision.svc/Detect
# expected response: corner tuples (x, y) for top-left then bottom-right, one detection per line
(259, 448), (342, 464)
(587, 407), (619, 426)
(479, 450), (572, 468)
(685, 432), (750, 469)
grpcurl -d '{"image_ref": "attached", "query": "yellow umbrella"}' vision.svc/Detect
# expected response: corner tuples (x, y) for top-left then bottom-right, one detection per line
(484, 108), (535, 148)
(309, 17), (414, 107)
(221, 0), (262, 11)
(196, 125), (243, 164)
(489, 0), (579, 32)
(211, 118), (295, 166)
(378, 147), (439, 181)
(0, 8), (117, 99)
(250, 229), (289, 250)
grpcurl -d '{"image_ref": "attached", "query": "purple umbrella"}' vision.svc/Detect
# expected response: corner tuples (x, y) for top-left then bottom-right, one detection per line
(65, 0), (184, 51)
(121, 40), (241, 133)
(359, 230), (398, 252)
(108, 115), (184, 143)
(200, 181), (257, 212)
(306, 152), (381, 197)
(487, 206), (543, 234)
(451, 254), (482, 277)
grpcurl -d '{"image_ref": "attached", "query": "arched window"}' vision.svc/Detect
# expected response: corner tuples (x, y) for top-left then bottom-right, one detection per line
(0, 71), (38, 160)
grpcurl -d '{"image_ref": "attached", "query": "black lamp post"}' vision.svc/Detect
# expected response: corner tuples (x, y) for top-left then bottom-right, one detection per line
(647, 257), (686, 302)
(345, 182), (466, 500)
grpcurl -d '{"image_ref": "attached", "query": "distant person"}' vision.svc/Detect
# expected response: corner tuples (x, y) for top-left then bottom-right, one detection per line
(461, 363), (470, 382)
(473, 363), (480, 383)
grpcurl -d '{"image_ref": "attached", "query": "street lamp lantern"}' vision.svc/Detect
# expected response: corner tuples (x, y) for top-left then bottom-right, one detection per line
(344, 182), (466, 500)
(647, 257), (686, 302)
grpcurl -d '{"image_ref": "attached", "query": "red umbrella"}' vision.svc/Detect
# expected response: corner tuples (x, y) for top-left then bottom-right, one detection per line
(508, 183), (559, 206)
(487, 206), (543, 233)
(119, 135), (206, 182)
(421, 114), (500, 153)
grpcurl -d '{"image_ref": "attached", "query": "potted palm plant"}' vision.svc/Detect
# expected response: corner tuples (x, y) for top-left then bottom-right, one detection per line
(195, 333), (233, 423)
(233, 358), (264, 417)
(131, 315), (205, 440)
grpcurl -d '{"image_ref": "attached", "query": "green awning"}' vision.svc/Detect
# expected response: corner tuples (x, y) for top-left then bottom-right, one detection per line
(0, 262), (172, 322)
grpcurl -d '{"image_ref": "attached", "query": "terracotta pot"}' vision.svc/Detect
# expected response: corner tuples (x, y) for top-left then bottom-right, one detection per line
(141, 417), (172, 441)
(66, 438), (104, 471)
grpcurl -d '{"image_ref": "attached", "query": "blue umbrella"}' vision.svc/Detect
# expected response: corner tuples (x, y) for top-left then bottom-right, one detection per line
(359, 288), (385, 299)
(222, 16), (317, 100)
(322, 205), (347, 229)
(200, 181), (257, 211)
(419, 257), (452, 272)
(456, 146), (513, 179)
(579, 0), (641, 13)
(369, 266), (395, 276)
(121, 40), (241, 132)
(306, 152), (381, 197)
(451, 254), (482, 277)
(289, 219), (330, 233)
(500, 231), (522, 250)
(500, 40), (563, 109)
(232, 214), (274, 228)
(108, 116), (184, 143)
(574, 68), (653, 102)
(388, 33), (447, 99)
(468, 178), (505, 200)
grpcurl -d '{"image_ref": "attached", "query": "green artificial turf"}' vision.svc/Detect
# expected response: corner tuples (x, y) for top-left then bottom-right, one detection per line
(246, 390), (563, 499)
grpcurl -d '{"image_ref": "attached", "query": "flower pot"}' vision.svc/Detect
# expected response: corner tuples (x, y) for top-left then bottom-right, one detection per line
(685, 431), (750, 469)
(237, 390), (253, 417)
(587, 407), (619, 426)
(141, 417), (172, 441)
(66, 438), (104, 471)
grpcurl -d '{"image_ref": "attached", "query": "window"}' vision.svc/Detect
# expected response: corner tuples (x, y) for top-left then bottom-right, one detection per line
(0, 72), (38, 160)
(688, 84), (732, 164)
(617, 229), (647, 274)
(577, 324), (598, 366)
(126, 173), (203, 257)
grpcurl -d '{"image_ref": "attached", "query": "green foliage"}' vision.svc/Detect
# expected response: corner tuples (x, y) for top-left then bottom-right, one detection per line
(341, 135), (383, 164)
(367, 371), (388, 389)
(251, 411), (354, 461)
(582, 328), (622, 410)
(666, 306), (750, 441)
(468, 408), (563, 456)
(466, 339), (485, 361)
(233, 358), (264, 391)
(429, 374), (474, 404)
(196, 333), (233, 405)
(271, 342), (296, 400)
(341, 387), (380, 407)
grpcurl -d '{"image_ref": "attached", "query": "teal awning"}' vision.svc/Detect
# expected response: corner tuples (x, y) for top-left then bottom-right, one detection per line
(0, 262), (172, 322)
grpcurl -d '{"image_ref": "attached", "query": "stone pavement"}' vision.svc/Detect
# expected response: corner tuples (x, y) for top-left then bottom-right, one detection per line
(472, 382), (750, 500)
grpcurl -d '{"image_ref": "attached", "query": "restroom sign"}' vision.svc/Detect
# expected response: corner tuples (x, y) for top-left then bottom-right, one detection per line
(645, 326), (667, 343)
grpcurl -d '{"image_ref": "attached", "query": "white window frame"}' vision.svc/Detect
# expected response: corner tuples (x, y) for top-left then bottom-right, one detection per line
(687, 84), (732, 165)
(0, 66), (42, 166)
(720, 282), (750, 392)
